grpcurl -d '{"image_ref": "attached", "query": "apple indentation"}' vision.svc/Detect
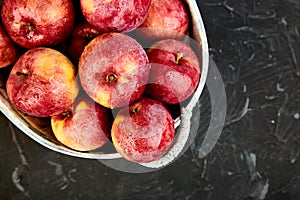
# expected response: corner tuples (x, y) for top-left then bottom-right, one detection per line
(21, 22), (36, 39)
(16, 71), (28, 77)
(84, 33), (94, 39)
(131, 104), (142, 114)
(105, 73), (118, 83)
(62, 109), (72, 118)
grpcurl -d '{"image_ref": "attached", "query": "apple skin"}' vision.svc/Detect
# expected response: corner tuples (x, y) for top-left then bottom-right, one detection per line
(138, 0), (189, 40)
(67, 22), (102, 64)
(146, 39), (200, 104)
(1, 0), (75, 49)
(0, 25), (19, 68)
(79, 32), (150, 109)
(80, 0), (151, 33)
(6, 47), (79, 117)
(111, 97), (175, 163)
(51, 94), (112, 151)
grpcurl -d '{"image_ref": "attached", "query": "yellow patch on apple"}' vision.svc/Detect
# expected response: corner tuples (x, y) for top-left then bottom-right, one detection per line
(51, 118), (83, 151)
(119, 76), (129, 83)
(111, 133), (128, 160)
(97, 91), (110, 108)
(51, 119), (70, 147)
(120, 54), (137, 73)
(75, 101), (89, 111)
(34, 51), (76, 81)
(111, 117), (129, 160)
(113, 115), (124, 125)
(82, 0), (96, 14)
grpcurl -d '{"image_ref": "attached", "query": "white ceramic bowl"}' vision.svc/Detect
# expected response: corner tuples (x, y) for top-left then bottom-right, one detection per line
(0, 0), (209, 168)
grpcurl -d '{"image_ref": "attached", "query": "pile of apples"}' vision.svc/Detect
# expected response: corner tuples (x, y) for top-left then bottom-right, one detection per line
(0, 0), (200, 163)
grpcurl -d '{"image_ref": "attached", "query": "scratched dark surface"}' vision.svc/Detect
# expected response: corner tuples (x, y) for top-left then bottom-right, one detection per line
(0, 0), (300, 199)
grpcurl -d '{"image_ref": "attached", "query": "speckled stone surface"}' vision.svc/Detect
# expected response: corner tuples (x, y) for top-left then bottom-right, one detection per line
(0, 0), (299, 199)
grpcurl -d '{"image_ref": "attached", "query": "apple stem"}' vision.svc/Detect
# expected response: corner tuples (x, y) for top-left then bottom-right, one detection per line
(175, 52), (183, 64)
(62, 110), (72, 117)
(106, 73), (118, 83)
(131, 108), (138, 114)
(131, 104), (142, 114)
(16, 72), (28, 77)
(85, 33), (94, 39)
(21, 23), (36, 39)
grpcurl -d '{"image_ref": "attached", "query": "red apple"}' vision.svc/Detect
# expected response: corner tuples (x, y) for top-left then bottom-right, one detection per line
(138, 0), (189, 40)
(80, 0), (151, 33)
(6, 47), (79, 117)
(79, 32), (150, 109)
(111, 97), (175, 163)
(1, 0), (75, 49)
(146, 39), (200, 104)
(0, 24), (19, 68)
(51, 94), (112, 151)
(67, 22), (102, 64)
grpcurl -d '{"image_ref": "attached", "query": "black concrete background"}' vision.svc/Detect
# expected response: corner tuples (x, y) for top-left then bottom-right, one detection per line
(1, 0), (300, 199)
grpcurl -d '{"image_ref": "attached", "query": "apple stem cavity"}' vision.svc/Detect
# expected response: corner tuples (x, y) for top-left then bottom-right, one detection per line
(106, 73), (118, 83)
(61, 109), (72, 118)
(85, 33), (94, 39)
(175, 52), (184, 65)
(131, 104), (142, 114)
(21, 23), (36, 39)
(16, 71), (28, 77)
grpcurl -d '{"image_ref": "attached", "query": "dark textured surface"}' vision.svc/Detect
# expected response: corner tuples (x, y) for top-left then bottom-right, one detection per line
(0, 0), (300, 199)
